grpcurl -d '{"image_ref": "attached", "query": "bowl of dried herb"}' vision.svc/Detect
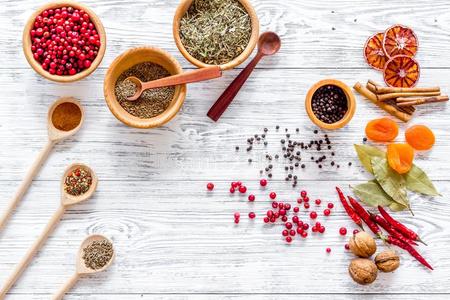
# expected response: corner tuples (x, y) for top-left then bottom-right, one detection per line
(104, 46), (187, 128)
(173, 0), (259, 70)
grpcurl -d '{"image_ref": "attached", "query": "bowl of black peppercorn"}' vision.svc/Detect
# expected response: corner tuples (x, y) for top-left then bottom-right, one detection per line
(305, 79), (356, 130)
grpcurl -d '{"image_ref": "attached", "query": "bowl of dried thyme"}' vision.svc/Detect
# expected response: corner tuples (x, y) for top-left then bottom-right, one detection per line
(173, 0), (259, 70)
(104, 46), (187, 128)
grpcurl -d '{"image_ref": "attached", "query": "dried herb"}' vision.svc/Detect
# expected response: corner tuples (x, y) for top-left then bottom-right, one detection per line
(354, 144), (385, 174)
(179, 0), (252, 65)
(352, 180), (405, 212)
(405, 165), (440, 196)
(115, 62), (175, 119)
(371, 157), (410, 211)
(82, 239), (114, 270)
(64, 167), (92, 196)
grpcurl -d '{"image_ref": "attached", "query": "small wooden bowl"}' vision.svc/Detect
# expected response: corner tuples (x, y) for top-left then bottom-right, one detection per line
(22, 0), (106, 83)
(305, 79), (356, 130)
(173, 0), (259, 70)
(104, 47), (187, 129)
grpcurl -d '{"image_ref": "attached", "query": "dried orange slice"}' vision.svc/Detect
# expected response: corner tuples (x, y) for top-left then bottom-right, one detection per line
(384, 55), (420, 88)
(383, 25), (418, 58)
(364, 32), (388, 70)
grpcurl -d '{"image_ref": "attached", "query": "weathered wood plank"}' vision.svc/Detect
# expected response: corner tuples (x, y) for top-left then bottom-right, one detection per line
(0, 68), (448, 182)
(0, 0), (450, 69)
(0, 180), (448, 294)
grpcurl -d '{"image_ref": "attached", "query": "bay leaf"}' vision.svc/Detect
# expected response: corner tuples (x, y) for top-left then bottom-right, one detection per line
(371, 157), (410, 210)
(352, 180), (407, 211)
(354, 144), (385, 174)
(405, 165), (440, 196)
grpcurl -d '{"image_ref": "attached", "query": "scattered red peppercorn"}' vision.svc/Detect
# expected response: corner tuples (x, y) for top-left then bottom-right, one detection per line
(286, 236), (292, 243)
(248, 194), (255, 202)
(293, 206), (299, 213)
(304, 203), (310, 209)
(315, 199), (321, 205)
(234, 219), (239, 224)
(326, 247), (331, 253)
(282, 229), (289, 236)
(345, 243), (350, 250)
(248, 212), (256, 219)
(339, 227), (347, 236)
(260, 179), (267, 187)
(327, 203), (334, 209)
(302, 223), (309, 230)
(289, 230), (296, 236)
(271, 202), (278, 209)
(269, 192), (277, 199)
(323, 208), (331, 216)
(229, 187), (235, 193)
(310, 211), (318, 219)
(353, 229), (360, 235)
(207, 182), (214, 190)
(301, 190), (307, 198)
(285, 222), (293, 229)
(292, 216), (299, 223)
(304, 197), (310, 203)
(263, 217), (269, 223)
(284, 203), (291, 210)
(234, 212), (240, 219)
(297, 198), (303, 204)
(281, 215), (288, 222)
(238, 186), (247, 193)
(301, 231), (308, 238)
(319, 226), (325, 233)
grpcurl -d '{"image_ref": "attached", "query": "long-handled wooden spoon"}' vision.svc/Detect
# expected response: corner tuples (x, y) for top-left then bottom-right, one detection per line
(207, 32), (281, 121)
(0, 163), (97, 298)
(125, 65), (222, 101)
(52, 234), (114, 300)
(0, 97), (84, 232)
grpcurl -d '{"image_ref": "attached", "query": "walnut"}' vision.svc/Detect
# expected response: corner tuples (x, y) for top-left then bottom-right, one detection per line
(349, 231), (377, 258)
(375, 250), (400, 272)
(349, 258), (378, 285)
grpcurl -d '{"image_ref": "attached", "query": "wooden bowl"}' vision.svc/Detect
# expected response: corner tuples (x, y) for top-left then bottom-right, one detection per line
(305, 79), (356, 130)
(22, 0), (106, 83)
(104, 47), (187, 129)
(173, 0), (259, 70)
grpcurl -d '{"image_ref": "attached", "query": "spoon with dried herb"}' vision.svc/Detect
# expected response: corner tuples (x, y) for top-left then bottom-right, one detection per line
(125, 65), (222, 101)
(52, 235), (114, 300)
(0, 97), (84, 232)
(0, 164), (98, 297)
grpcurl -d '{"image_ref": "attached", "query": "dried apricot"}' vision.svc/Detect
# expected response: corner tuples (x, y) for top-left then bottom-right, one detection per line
(387, 144), (414, 174)
(405, 125), (435, 150)
(365, 118), (399, 142)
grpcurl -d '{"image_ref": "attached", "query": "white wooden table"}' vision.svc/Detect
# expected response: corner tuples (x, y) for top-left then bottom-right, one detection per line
(1, 0), (450, 299)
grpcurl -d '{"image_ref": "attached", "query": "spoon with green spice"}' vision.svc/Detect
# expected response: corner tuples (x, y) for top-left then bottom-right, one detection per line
(207, 32), (281, 121)
(125, 65), (222, 101)
(0, 163), (98, 298)
(52, 234), (114, 300)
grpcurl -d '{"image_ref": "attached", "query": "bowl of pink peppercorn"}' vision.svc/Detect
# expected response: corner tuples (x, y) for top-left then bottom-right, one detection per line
(22, 1), (106, 83)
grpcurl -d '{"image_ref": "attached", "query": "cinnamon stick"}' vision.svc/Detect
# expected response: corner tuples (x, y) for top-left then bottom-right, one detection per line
(378, 91), (441, 102)
(353, 82), (413, 122)
(375, 86), (440, 94)
(397, 95), (449, 107)
(366, 82), (377, 94)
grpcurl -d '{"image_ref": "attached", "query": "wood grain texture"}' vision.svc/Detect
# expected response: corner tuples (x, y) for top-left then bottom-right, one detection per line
(1, 0), (450, 299)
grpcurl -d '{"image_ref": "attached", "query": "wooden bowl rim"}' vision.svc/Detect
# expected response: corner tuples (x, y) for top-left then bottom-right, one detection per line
(103, 46), (187, 129)
(305, 79), (356, 130)
(22, 0), (106, 83)
(173, 0), (259, 70)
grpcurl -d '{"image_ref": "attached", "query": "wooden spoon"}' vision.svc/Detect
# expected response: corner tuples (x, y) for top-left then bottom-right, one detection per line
(207, 32), (281, 121)
(0, 97), (84, 232)
(125, 65), (222, 101)
(0, 163), (97, 297)
(52, 234), (114, 300)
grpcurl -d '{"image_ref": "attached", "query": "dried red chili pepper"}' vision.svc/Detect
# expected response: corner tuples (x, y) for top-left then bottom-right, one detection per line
(386, 236), (433, 270)
(370, 212), (418, 246)
(347, 196), (383, 238)
(335, 187), (363, 230)
(378, 206), (426, 245)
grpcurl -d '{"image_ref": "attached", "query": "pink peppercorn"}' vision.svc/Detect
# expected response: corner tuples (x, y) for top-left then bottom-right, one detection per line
(310, 211), (318, 219)
(248, 212), (256, 219)
(353, 229), (360, 235)
(323, 209), (331, 216)
(272, 202), (278, 209)
(207, 183), (214, 190)
(282, 229), (289, 236)
(304, 203), (310, 209)
(238, 186), (247, 193)
(230, 187), (235, 193)
(345, 244), (350, 250)
(300, 190), (307, 198)
(293, 207), (299, 213)
(260, 179), (267, 187)
(289, 229), (296, 236)
(286, 236), (292, 243)
(292, 216), (299, 223)
(326, 247), (331, 253)
(339, 227), (347, 236)
(297, 198), (303, 204)
(327, 203), (334, 209)
(285, 222), (293, 229)
(315, 199), (321, 205)
(248, 194), (255, 202)
(319, 226), (325, 233)
(263, 217), (269, 223)
(269, 192), (277, 199)
(281, 216), (288, 222)
(234, 212), (240, 219)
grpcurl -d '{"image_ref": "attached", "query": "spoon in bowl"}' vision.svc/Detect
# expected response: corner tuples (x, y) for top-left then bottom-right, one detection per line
(125, 65), (222, 101)
(0, 97), (84, 232)
(207, 32), (281, 121)
(52, 234), (114, 300)
(0, 163), (97, 297)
